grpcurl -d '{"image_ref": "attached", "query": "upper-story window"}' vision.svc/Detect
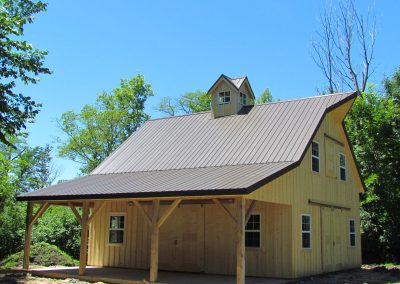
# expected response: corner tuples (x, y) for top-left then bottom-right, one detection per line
(240, 92), (247, 105)
(218, 91), (231, 104)
(339, 153), (346, 181)
(311, 141), (320, 173)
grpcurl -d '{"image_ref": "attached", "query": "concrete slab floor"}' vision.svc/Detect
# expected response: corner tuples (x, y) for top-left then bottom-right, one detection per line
(29, 266), (290, 284)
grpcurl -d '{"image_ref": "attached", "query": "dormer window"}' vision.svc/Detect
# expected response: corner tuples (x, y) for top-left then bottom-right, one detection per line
(240, 92), (247, 105)
(218, 91), (231, 104)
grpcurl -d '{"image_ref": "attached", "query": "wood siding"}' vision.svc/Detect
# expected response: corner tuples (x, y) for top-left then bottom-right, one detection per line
(88, 200), (292, 278)
(211, 80), (241, 118)
(248, 107), (362, 277)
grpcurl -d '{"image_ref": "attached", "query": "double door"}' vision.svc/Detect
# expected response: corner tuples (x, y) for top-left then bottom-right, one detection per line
(321, 207), (346, 272)
(159, 204), (205, 272)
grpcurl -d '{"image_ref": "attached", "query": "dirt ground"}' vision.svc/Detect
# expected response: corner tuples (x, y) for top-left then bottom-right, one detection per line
(0, 265), (399, 283)
(289, 265), (400, 284)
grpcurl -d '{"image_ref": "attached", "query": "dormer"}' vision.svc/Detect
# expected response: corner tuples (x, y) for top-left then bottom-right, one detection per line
(207, 74), (255, 118)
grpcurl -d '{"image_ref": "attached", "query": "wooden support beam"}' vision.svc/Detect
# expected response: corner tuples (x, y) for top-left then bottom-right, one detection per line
(23, 202), (33, 269)
(133, 200), (152, 226)
(236, 197), (245, 284)
(149, 200), (160, 283)
(213, 198), (237, 224)
(87, 201), (106, 224)
(79, 202), (90, 276)
(245, 200), (257, 224)
(69, 202), (82, 225)
(29, 202), (49, 226)
(157, 199), (181, 228)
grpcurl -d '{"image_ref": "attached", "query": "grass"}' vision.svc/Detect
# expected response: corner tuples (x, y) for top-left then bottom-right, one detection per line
(0, 242), (79, 269)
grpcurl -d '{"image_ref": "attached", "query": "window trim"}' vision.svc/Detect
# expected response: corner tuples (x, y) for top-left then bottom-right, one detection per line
(339, 152), (347, 181)
(349, 219), (356, 247)
(218, 91), (231, 105)
(311, 141), (320, 173)
(301, 214), (312, 250)
(240, 92), (247, 106)
(107, 212), (126, 246)
(245, 213), (261, 249)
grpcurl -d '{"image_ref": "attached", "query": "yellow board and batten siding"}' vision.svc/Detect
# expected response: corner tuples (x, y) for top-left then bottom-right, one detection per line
(248, 99), (362, 277)
(88, 201), (292, 278)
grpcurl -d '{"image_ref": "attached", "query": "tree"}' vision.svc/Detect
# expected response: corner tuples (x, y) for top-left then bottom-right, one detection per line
(345, 68), (400, 262)
(57, 75), (153, 174)
(312, 0), (375, 93)
(0, 0), (51, 146)
(256, 88), (274, 104)
(157, 90), (211, 116)
(0, 136), (57, 258)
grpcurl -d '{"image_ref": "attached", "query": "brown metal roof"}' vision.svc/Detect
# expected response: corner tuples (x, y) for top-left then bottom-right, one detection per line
(92, 92), (354, 173)
(17, 92), (356, 201)
(17, 162), (293, 201)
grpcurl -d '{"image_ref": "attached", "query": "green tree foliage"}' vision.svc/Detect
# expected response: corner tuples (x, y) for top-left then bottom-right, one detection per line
(32, 206), (80, 259)
(0, 0), (51, 146)
(157, 90), (210, 116)
(0, 137), (56, 259)
(57, 75), (153, 174)
(256, 88), (275, 104)
(345, 68), (400, 262)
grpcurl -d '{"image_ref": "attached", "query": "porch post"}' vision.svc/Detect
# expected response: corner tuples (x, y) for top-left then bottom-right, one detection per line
(236, 197), (245, 284)
(150, 200), (160, 283)
(23, 202), (33, 269)
(79, 202), (90, 276)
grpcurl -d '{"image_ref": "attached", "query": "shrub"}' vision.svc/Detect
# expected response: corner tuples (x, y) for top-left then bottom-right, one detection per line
(0, 242), (79, 269)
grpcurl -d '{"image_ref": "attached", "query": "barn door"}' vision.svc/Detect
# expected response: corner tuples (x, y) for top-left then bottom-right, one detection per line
(321, 207), (334, 272)
(159, 204), (205, 272)
(321, 207), (345, 272)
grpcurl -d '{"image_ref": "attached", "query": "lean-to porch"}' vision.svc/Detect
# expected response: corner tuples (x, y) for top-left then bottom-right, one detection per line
(22, 196), (292, 283)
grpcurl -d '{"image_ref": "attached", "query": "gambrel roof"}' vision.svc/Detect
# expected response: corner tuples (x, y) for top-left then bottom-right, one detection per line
(18, 92), (357, 201)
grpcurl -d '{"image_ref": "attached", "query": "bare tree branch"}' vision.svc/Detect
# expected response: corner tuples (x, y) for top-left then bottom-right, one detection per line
(312, 0), (376, 95)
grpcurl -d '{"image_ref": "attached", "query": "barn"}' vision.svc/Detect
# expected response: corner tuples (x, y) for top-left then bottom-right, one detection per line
(17, 75), (364, 283)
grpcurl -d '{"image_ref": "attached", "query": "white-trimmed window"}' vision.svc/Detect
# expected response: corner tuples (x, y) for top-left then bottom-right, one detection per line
(245, 214), (261, 248)
(311, 141), (320, 173)
(349, 219), (356, 247)
(240, 92), (247, 105)
(339, 153), (347, 181)
(109, 214), (125, 244)
(301, 214), (311, 249)
(218, 91), (231, 104)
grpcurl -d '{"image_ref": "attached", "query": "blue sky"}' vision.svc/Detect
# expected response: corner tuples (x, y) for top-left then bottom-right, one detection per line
(21, 0), (400, 181)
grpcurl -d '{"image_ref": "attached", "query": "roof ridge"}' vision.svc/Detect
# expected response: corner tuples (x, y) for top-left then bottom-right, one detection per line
(148, 91), (355, 122)
(148, 110), (211, 122)
(253, 91), (355, 107)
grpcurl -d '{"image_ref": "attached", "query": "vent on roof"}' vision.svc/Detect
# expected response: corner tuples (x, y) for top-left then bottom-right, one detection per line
(207, 74), (255, 118)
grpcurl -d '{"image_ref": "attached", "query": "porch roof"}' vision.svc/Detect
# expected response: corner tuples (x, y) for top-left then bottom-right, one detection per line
(17, 162), (293, 201)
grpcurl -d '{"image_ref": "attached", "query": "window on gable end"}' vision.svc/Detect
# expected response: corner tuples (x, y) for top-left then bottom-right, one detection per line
(311, 141), (320, 173)
(240, 92), (247, 105)
(218, 91), (231, 104)
(339, 153), (346, 181)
